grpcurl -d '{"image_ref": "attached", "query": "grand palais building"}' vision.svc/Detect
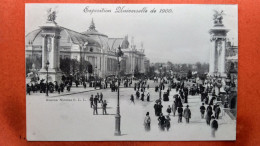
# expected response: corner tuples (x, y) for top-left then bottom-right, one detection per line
(25, 18), (149, 79)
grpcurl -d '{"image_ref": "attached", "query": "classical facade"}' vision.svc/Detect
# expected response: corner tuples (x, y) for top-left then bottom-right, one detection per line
(26, 13), (148, 81)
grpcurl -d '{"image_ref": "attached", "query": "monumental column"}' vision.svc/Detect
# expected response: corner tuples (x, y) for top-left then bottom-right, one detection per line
(39, 8), (62, 83)
(209, 10), (229, 77)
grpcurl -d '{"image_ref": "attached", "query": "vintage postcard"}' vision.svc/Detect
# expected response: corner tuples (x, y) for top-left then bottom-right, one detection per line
(25, 4), (238, 141)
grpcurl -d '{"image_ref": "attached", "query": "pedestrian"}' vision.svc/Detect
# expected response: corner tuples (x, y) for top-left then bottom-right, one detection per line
(83, 82), (86, 88)
(90, 95), (94, 108)
(200, 103), (206, 119)
(158, 113), (166, 131)
(166, 105), (172, 116)
(99, 92), (103, 103)
(67, 85), (71, 92)
(172, 101), (177, 116)
(141, 92), (145, 101)
(57, 86), (60, 94)
(214, 104), (221, 119)
(144, 112), (151, 131)
(157, 102), (163, 116)
(136, 90), (140, 99)
(177, 105), (183, 123)
(147, 92), (150, 102)
(183, 105), (191, 123)
(93, 102), (98, 115)
(211, 116), (219, 137)
(102, 100), (107, 115)
(97, 93), (100, 103)
(26, 84), (31, 95)
(154, 102), (158, 116)
(206, 105), (213, 125)
(130, 94), (135, 104)
(205, 95), (209, 104)
(94, 95), (98, 106)
(165, 115), (171, 131)
(209, 96), (216, 105)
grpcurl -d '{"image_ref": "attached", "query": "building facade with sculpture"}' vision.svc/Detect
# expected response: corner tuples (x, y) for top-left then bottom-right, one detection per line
(25, 9), (148, 82)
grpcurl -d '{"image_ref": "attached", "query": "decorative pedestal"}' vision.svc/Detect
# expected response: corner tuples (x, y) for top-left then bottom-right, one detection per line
(38, 19), (62, 83)
(208, 11), (229, 77)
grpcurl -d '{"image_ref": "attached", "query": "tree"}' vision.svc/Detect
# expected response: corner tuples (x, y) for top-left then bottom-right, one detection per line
(26, 58), (33, 75)
(187, 70), (192, 79)
(147, 66), (155, 78)
(134, 65), (140, 77)
(60, 58), (71, 75)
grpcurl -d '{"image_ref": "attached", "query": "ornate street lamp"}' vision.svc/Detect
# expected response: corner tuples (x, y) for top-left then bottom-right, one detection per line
(115, 45), (124, 136)
(159, 64), (163, 99)
(45, 60), (50, 96)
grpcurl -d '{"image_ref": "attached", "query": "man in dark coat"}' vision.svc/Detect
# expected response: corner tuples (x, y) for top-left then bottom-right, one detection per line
(177, 106), (183, 123)
(183, 105), (191, 123)
(147, 92), (150, 101)
(158, 113), (166, 131)
(200, 103), (206, 119)
(136, 90), (140, 99)
(130, 94), (135, 104)
(214, 105), (221, 119)
(94, 95), (98, 106)
(209, 96), (216, 105)
(154, 103), (158, 116)
(141, 92), (145, 101)
(89, 95), (94, 108)
(211, 116), (218, 137)
(93, 102), (98, 115)
(102, 100), (107, 115)
(157, 102), (163, 116)
(206, 105), (213, 125)
(26, 84), (31, 95)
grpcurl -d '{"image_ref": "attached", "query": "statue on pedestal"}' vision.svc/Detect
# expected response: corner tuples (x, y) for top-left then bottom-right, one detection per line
(213, 10), (225, 25)
(46, 8), (57, 22)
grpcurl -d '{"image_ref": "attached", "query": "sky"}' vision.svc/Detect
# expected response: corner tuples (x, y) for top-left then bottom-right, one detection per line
(25, 4), (238, 64)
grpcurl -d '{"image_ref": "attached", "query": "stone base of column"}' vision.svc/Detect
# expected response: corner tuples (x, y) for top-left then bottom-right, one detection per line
(39, 68), (62, 84)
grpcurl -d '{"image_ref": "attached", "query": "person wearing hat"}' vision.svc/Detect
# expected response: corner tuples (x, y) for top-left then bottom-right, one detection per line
(101, 100), (107, 115)
(200, 103), (206, 119)
(158, 113), (166, 131)
(165, 115), (171, 131)
(146, 92), (150, 102)
(177, 105), (183, 123)
(89, 95), (94, 108)
(184, 105), (191, 123)
(144, 112), (151, 131)
(211, 116), (218, 137)
(214, 104), (221, 119)
(206, 105), (213, 125)
(172, 100), (177, 117)
(130, 94), (135, 104)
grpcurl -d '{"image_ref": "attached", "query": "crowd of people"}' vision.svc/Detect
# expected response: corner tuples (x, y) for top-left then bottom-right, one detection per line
(142, 76), (220, 137)
(89, 92), (107, 115)
(27, 72), (223, 137)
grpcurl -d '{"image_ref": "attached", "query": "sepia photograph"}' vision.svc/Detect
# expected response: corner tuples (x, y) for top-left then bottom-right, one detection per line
(25, 4), (238, 141)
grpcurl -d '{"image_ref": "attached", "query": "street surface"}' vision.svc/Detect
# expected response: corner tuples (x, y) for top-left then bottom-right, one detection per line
(27, 80), (236, 141)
